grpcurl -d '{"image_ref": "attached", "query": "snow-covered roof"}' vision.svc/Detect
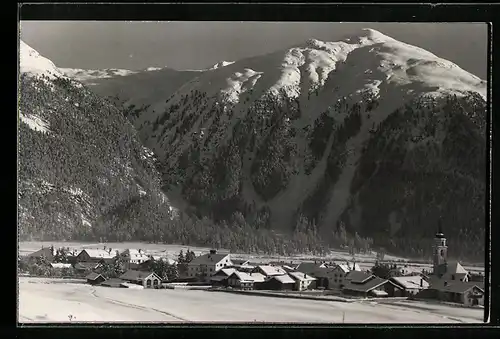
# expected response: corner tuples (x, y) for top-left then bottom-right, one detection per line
(288, 271), (317, 281)
(446, 261), (468, 275)
(248, 272), (266, 283)
(189, 253), (230, 266)
(271, 274), (296, 284)
(50, 263), (72, 269)
(255, 265), (287, 276)
(81, 249), (115, 259)
(391, 276), (429, 290)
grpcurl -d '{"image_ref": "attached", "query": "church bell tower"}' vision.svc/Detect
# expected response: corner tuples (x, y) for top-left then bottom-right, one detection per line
(433, 220), (448, 277)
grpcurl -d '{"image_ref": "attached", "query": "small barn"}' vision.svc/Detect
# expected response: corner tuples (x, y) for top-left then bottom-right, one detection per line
(389, 276), (429, 297)
(86, 272), (106, 285)
(342, 272), (403, 298)
(119, 270), (162, 289)
(259, 274), (295, 291)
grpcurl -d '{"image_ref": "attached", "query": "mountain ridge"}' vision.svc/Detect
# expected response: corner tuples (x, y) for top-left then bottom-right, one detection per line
(22, 29), (487, 260)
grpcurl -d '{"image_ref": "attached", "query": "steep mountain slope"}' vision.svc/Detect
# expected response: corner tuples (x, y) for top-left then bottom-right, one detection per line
(18, 41), (176, 242)
(64, 29), (487, 260)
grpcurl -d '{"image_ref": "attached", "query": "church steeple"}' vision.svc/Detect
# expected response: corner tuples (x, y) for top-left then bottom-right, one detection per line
(433, 220), (448, 276)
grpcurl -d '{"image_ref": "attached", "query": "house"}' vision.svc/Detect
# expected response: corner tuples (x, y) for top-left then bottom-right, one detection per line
(100, 278), (127, 288)
(85, 272), (106, 285)
(288, 271), (317, 291)
(227, 271), (257, 290)
(259, 274), (296, 291)
(415, 280), (484, 306)
(342, 271), (403, 297)
(388, 276), (430, 297)
(121, 249), (150, 267)
(27, 247), (56, 262)
(119, 270), (162, 288)
(210, 268), (237, 286)
(252, 265), (287, 277)
(187, 250), (232, 282)
(327, 264), (352, 289)
(75, 249), (115, 264)
(440, 261), (469, 282)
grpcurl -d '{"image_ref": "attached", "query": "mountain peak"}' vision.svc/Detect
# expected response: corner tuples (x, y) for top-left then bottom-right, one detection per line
(19, 40), (64, 79)
(342, 28), (397, 45)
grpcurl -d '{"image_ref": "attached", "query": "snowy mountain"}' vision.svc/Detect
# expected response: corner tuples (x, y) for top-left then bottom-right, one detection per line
(18, 41), (177, 242)
(61, 29), (486, 259)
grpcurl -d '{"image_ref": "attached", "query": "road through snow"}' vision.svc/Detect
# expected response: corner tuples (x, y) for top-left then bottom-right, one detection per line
(18, 278), (483, 323)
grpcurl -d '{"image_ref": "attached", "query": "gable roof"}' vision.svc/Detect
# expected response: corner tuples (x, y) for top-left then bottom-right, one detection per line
(189, 253), (230, 265)
(288, 271), (317, 282)
(271, 274), (296, 284)
(74, 262), (101, 270)
(85, 272), (105, 281)
(231, 259), (250, 266)
(295, 262), (326, 273)
(335, 264), (351, 273)
(80, 249), (115, 260)
(255, 265), (287, 276)
(248, 272), (266, 283)
(346, 271), (374, 284)
(119, 270), (160, 281)
(390, 276), (429, 290)
(215, 268), (236, 277)
(228, 271), (255, 283)
(343, 276), (394, 293)
(28, 247), (55, 258)
(446, 261), (468, 275)
(430, 280), (484, 294)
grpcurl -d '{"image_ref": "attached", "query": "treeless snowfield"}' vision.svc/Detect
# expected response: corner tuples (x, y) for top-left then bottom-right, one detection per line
(18, 277), (483, 324)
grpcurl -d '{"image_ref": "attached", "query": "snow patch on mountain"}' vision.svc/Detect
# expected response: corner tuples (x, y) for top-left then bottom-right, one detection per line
(19, 114), (51, 134)
(19, 41), (65, 80)
(211, 61), (235, 69)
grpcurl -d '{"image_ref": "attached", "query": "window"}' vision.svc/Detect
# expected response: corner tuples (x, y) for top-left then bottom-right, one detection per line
(452, 275), (455, 280)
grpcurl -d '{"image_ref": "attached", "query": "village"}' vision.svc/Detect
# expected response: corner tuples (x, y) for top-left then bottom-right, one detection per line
(18, 228), (485, 309)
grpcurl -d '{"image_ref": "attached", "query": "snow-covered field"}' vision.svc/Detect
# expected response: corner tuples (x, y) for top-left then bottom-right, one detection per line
(18, 277), (483, 323)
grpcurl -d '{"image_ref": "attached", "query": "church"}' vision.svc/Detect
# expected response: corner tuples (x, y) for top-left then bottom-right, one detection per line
(431, 225), (469, 283)
(414, 225), (485, 307)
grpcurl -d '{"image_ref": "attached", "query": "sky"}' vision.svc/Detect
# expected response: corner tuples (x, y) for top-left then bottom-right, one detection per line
(19, 21), (488, 79)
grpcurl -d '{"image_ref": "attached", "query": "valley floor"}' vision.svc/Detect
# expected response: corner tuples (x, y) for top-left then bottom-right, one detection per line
(18, 277), (483, 323)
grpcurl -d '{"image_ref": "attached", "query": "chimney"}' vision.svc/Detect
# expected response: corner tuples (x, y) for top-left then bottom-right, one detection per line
(139, 249), (142, 254)
(104, 246), (106, 250)
(420, 279), (423, 287)
(304, 273), (306, 279)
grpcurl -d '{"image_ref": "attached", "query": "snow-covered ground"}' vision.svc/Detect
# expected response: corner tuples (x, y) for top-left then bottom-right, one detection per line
(18, 277), (483, 323)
